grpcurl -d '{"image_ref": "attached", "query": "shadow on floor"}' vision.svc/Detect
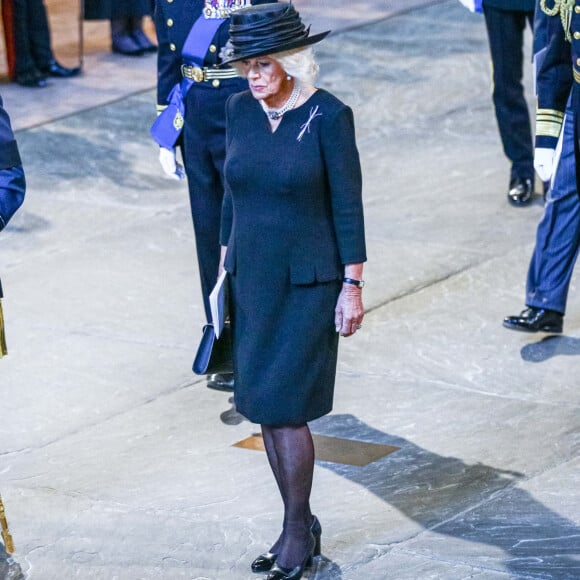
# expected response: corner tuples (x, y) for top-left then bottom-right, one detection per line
(521, 335), (580, 362)
(310, 414), (580, 579)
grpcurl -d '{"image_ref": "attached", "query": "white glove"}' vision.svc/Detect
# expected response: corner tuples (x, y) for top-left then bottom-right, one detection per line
(159, 147), (185, 181)
(534, 147), (556, 183)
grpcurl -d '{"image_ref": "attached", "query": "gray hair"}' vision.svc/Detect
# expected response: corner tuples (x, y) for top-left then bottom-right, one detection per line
(275, 47), (319, 87)
(233, 46), (319, 87)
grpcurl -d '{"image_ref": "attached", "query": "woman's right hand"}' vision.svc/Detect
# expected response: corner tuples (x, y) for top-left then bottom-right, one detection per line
(335, 285), (364, 337)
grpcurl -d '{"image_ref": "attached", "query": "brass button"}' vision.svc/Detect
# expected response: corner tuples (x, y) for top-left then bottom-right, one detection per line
(575, 31), (580, 40)
(167, 18), (174, 27)
(212, 79), (220, 88)
(576, 5), (580, 13)
(209, 44), (217, 53)
(577, 58), (580, 67)
(170, 43), (176, 52)
(167, 0), (173, 3)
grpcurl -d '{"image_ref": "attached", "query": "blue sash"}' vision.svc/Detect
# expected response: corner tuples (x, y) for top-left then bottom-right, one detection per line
(150, 16), (226, 149)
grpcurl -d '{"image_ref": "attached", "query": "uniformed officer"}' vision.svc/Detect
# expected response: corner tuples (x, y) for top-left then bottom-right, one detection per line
(483, 0), (537, 205)
(503, 0), (580, 333)
(7, 0), (81, 87)
(0, 95), (26, 356)
(152, 0), (275, 391)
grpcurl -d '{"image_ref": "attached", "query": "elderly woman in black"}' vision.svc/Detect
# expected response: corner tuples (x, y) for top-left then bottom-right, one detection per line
(218, 4), (366, 579)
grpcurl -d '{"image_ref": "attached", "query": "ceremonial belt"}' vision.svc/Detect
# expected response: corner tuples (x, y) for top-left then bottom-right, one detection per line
(150, 15), (228, 149)
(181, 64), (238, 82)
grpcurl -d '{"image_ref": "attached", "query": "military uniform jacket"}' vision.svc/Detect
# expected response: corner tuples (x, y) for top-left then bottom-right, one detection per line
(535, 0), (580, 149)
(483, 0), (535, 11)
(155, 0), (252, 110)
(0, 96), (25, 232)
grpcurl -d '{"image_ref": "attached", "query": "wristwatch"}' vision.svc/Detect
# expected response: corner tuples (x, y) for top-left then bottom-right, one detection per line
(343, 277), (365, 288)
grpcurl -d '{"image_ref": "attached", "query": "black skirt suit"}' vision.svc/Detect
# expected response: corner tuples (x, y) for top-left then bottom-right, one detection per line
(220, 89), (366, 426)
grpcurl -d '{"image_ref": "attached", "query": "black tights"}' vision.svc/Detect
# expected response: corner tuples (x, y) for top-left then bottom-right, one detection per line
(261, 423), (315, 569)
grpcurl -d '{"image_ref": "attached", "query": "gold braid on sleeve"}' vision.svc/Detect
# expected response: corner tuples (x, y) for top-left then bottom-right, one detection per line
(541, 0), (576, 42)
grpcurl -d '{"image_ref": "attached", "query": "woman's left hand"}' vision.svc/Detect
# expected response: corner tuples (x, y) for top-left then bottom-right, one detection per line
(335, 285), (364, 337)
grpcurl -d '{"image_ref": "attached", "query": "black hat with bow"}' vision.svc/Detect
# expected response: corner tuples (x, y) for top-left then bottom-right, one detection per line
(222, 2), (330, 65)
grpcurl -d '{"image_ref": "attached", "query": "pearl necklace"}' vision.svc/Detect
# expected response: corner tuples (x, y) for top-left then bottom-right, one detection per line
(260, 85), (301, 120)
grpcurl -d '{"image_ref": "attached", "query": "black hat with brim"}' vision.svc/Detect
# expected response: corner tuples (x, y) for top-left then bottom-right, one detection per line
(221, 2), (330, 65)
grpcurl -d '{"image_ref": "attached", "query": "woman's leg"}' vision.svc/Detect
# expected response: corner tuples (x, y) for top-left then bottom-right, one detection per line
(262, 423), (315, 569)
(110, 17), (143, 56)
(261, 425), (285, 552)
(128, 15), (157, 52)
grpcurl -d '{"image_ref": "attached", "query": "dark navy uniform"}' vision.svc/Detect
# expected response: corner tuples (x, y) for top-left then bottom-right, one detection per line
(529, 1), (580, 314)
(155, 0), (271, 321)
(7, 0), (81, 86)
(535, 0), (578, 148)
(0, 95), (25, 233)
(503, 1), (580, 331)
(483, 0), (536, 197)
(11, 0), (53, 80)
(0, 95), (26, 357)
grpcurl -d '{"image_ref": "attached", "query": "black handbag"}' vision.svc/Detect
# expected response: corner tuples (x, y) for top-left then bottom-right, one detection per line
(192, 321), (233, 375)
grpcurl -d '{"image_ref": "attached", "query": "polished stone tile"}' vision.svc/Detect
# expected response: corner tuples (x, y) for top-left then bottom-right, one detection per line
(1, 2), (578, 579)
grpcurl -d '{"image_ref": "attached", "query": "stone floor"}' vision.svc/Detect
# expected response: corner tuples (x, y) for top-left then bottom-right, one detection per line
(1, 1), (579, 579)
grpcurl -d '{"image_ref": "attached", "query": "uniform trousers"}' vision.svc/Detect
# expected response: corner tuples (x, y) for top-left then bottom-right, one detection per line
(526, 103), (580, 314)
(182, 78), (247, 321)
(483, 5), (534, 183)
(12, 0), (53, 77)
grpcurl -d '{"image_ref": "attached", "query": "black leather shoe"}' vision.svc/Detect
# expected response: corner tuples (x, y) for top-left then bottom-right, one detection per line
(251, 516), (321, 574)
(206, 373), (234, 392)
(251, 550), (277, 574)
(132, 29), (158, 53)
(112, 34), (145, 56)
(265, 534), (315, 580)
(16, 70), (47, 88)
(503, 307), (563, 333)
(507, 177), (534, 206)
(44, 59), (81, 78)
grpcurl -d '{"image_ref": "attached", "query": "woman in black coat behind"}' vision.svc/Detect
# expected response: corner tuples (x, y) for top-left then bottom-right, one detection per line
(84, 0), (156, 56)
(218, 4), (366, 579)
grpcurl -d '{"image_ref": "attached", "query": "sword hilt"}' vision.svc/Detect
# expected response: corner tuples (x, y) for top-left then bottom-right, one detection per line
(0, 495), (15, 554)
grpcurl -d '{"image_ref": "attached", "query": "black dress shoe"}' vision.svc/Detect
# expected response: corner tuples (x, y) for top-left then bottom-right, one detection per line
(206, 372), (234, 392)
(251, 516), (321, 574)
(265, 534), (315, 580)
(507, 177), (534, 206)
(503, 307), (563, 333)
(15, 70), (47, 88)
(43, 59), (81, 78)
(132, 29), (158, 53)
(112, 34), (145, 56)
